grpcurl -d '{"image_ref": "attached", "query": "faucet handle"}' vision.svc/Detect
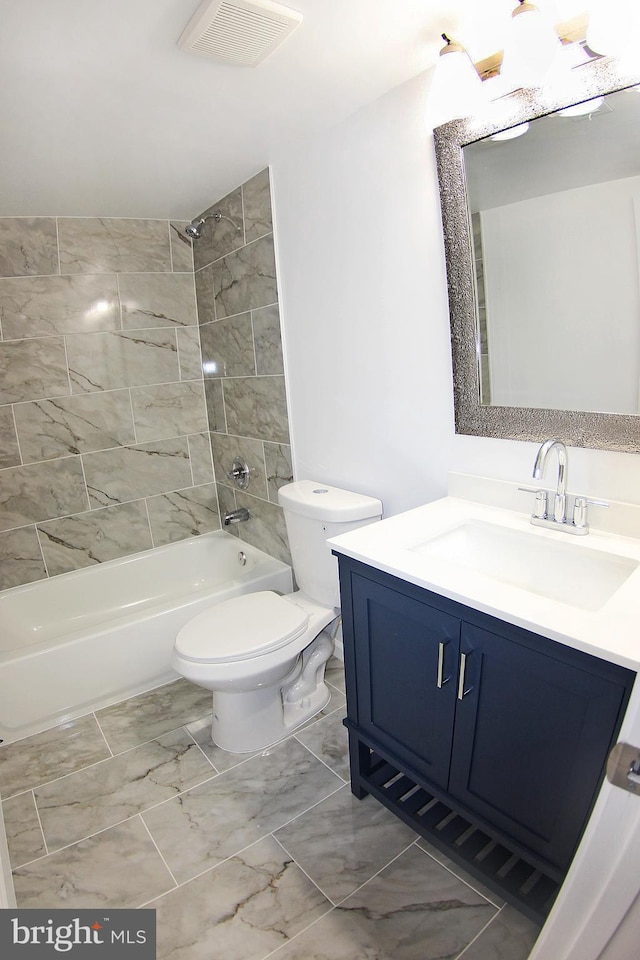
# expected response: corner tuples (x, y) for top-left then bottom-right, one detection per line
(518, 486), (548, 519)
(572, 497), (609, 529)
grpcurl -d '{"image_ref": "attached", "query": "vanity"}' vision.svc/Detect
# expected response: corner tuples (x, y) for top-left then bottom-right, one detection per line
(330, 475), (640, 924)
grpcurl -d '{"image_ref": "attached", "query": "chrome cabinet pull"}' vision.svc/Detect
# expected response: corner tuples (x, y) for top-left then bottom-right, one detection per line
(457, 651), (473, 700)
(437, 641), (450, 688)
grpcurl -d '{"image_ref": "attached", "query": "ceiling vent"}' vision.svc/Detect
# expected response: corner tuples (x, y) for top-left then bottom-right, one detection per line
(178, 0), (303, 67)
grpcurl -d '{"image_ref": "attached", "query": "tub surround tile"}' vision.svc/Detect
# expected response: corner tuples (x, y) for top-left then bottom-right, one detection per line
(0, 526), (47, 589)
(3, 792), (47, 868)
(37, 501), (153, 577)
(295, 708), (349, 781)
(253, 303), (284, 375)
(34, 728), (216, 851)
(169, 222), (194, 273)
(223, 376), (290, 445)
(0, 407), (20, 469)
(152, 835), (330, 960)
(200, 313), (256, 379)
(243, 169), (273, 244)
(146, 484), (221, 546)
(458, 905), (540, 960)
(0, 337), (70, 405)
(176, 326), (202, 381)
(66, 329), (179, 393)
(83, 438), (192, 508)
(14, 390), (136, 462)
(0, 715), (111, 799)
(211, 236), (277, 320)
(275, 788), (416, 905)
(57, 218), (171, 275)
(142, 738), (342, 884)
(0, 218), (58, 278)
(12, 816), (175, 909)
(264, 441), (293, 502)
(194, 264), (215, 326)
(210, 433), (268, 500)
(235, 490), (291, 566)
(187, 433), (214, 486)
(0, 457), (88, 532)
(0, 274), (120, 339)
(119, 273), (197, 329)
(193, 189), (245, 272)
(271, 845), (497, 960)
(204, 380), (227, 433)
(95, 680), (212, 755)
(131, 381), (208, 442)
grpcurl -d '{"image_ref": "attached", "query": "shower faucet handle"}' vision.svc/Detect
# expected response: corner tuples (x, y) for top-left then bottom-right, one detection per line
(227, 456), (251, 490)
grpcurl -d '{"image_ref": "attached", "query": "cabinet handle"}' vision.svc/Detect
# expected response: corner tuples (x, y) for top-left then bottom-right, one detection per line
(457, 651), (473, 700)
(437, 641), (450, 688)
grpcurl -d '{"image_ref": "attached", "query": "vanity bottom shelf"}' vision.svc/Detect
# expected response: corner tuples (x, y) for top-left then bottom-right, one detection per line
(351, 738), (562, 925)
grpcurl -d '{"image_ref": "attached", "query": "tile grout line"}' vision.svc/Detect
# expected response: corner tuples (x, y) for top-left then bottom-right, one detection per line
(414, 839), (506, 910)
(183, 725), (220, 776)
(453, 904), (507, 960)
(30, 788), (50, 858)
(269, 832), (340, 908)
(137, 814), (180, 893)
(93, 712), (115, 758)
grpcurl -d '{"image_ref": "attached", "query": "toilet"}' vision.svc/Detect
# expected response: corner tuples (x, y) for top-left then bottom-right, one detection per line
(172, 480), (382, 753)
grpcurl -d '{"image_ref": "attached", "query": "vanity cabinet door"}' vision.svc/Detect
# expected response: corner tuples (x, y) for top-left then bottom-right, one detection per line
(350, 572), (460, 790)
(448, 620), (631, 870)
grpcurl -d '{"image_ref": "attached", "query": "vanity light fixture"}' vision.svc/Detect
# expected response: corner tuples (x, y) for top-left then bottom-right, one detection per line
(586, 0), (639, 62)
(501, 1), (564, 90)
(426, 34), (485, 126)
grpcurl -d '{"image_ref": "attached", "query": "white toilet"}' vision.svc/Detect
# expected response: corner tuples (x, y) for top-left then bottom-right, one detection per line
(172, 480), (382, 753)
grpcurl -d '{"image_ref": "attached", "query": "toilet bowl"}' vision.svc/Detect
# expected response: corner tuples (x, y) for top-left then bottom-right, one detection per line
(172, 480), (382, 753)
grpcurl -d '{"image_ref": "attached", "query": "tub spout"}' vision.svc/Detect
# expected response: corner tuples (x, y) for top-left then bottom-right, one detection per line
(223, 507), (250, 525)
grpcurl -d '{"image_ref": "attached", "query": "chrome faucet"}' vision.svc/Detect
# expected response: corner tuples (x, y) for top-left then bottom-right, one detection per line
(520, 438), (609, 535)
(223, 507), (250, 526)
(533, 438), (568, 523)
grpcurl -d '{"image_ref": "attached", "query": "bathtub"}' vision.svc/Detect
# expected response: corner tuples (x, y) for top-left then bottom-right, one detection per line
(0, 530), (292, 745)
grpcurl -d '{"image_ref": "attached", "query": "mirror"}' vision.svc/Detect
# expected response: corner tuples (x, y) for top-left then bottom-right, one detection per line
(434, 55), (640, 452)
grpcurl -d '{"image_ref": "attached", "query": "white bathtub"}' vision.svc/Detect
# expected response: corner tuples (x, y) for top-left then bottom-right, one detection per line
(0, 530), (292, 745)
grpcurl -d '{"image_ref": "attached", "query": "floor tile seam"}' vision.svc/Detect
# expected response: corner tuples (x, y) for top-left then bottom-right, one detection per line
(330, 838), (420, 908)
(260, 902), (338, 960)
(93, 711), (115, 759)
(30, 788), (50, 860)
(270, 832), (340, 908)
(32, 764), (228, 854)
(137, 813), (181, 895)
(137, 829), (329, 905)
(11, 723), (217, 804)
(291, 734), (348, 784)
(452, 904), (506, 960)
(140, 780), (350, 886)
(414, 838), (505, 910)
(183, 725), (221, 776)
(97, 710), (212, 757)
(4, 790), (50, 871)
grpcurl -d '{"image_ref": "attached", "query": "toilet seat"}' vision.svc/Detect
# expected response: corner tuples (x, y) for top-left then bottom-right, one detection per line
(175, 591), (309, 664)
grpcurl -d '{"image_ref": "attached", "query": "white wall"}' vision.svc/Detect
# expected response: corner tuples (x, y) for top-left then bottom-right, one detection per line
(271, 69), (640, 517)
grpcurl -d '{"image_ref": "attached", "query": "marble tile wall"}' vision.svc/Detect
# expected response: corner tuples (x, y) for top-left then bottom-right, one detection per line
(195, 169), (293, 565)
(0, 216), (220, 590)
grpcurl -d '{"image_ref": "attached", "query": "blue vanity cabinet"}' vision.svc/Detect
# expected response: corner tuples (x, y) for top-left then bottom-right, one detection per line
(337, 554), (634, 919)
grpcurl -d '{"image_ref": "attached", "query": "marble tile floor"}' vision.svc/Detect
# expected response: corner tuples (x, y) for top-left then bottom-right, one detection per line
(0, 659), (540, 960)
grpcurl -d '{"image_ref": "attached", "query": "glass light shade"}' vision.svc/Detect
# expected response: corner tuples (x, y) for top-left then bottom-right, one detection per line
(586, 0), (636, 60)
(557, 96), (604, 117)
(491, 122), (530, 140)
(427, 41), (486, 126)
(501, 2), (563, 89)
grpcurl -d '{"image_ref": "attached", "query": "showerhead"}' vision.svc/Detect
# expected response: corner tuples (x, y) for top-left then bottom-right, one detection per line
(184, 211), (222, 240)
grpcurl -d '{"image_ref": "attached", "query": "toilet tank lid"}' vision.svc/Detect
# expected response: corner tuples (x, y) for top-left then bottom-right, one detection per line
(278, 480), (382, 522)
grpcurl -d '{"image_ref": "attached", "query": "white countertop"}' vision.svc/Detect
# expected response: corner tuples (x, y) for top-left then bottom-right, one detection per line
(329, 478), (640, 672)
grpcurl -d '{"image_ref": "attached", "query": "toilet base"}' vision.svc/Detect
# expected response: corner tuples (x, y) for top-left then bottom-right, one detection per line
(210, 632), (334, 753)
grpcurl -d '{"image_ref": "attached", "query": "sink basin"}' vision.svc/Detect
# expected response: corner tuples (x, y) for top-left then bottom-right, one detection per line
(410, 520), (638, 611)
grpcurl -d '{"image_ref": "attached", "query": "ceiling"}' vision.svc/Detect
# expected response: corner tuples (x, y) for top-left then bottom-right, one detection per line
(0, 0), (588, 220)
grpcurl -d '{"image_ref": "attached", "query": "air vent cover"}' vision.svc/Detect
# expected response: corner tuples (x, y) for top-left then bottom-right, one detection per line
(178, 0), (303, 67)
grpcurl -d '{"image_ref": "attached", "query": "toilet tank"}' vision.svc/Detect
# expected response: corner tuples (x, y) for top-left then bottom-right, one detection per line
(278, 480), (382, 608)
